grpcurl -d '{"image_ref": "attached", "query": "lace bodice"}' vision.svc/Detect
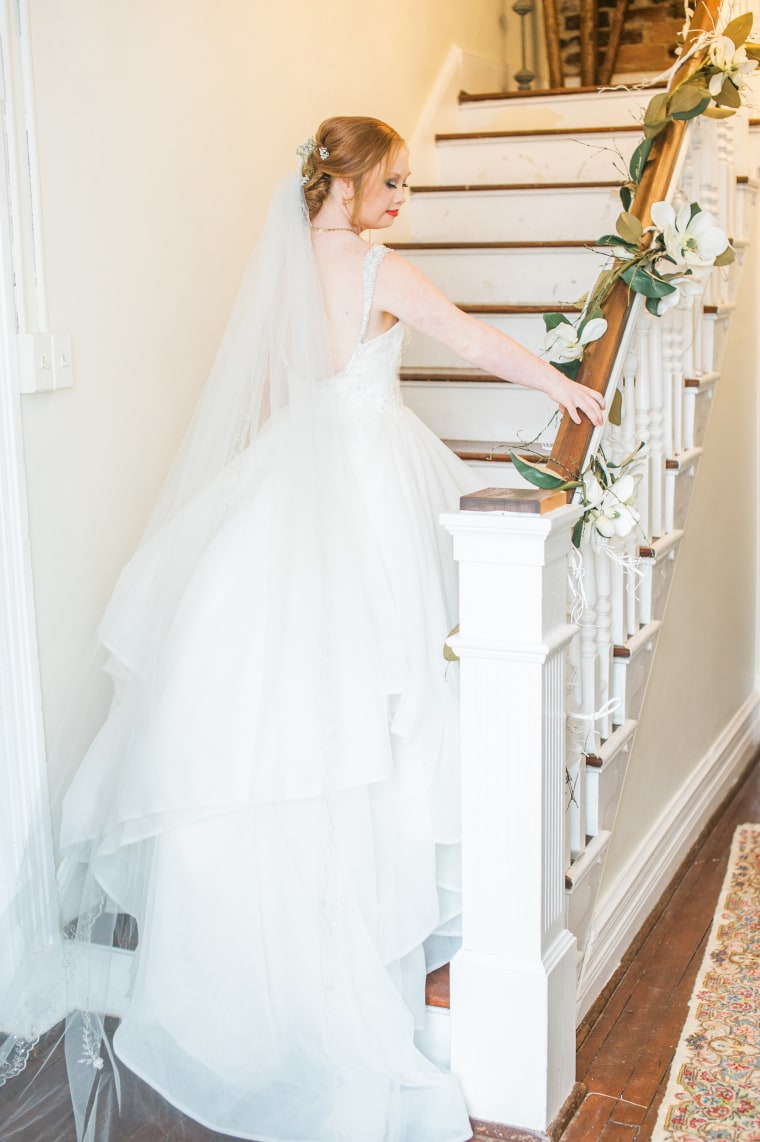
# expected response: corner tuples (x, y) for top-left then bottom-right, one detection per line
(317, 245), (405, 422)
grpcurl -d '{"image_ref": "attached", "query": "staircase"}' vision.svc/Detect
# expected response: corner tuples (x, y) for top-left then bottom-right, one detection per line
(396, 77), (756, 1136)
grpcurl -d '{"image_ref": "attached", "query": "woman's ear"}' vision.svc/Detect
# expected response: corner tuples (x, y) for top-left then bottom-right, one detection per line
(335, 176), (354, 205)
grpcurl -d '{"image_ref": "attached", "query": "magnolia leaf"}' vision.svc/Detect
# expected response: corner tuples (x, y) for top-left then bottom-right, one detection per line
(670, 94), (711, 120)
(597, 233), (637, 250)
(688, 202), (701, 222)
(609, 388), (623, 426)
(669, 83), (711, 118)
(701, 104), (737, 118)
(744, 41), (760, 61)
(618, 440), (646, 467)
(713, 245), (736, 267)
(443, 624), (459, 662)
(621, 263), (678, 298)
(571, 517), (585, 549)
(645, 295), (662, 316)
(629, 137), (654, 183)
(715, 78), (742, 109)
(552, 358), (581, 380)
(644, 91), (671, 126)
(616, 211), (644, 246)
(723, 12), (753, 48)
(509, 451), (567, 489)
(619, 184), (633, 211)
(643, 119), (670, 139)
(543, 311), (573, 331)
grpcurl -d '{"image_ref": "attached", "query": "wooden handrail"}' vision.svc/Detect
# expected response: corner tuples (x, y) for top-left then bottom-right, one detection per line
(549, 0), (723, 484)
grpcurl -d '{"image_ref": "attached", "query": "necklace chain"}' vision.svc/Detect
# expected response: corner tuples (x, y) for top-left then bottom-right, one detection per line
(310, 225), (359, 234)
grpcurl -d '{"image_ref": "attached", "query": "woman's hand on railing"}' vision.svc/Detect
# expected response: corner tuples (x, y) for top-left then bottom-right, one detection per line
(548, 372), (606, 427)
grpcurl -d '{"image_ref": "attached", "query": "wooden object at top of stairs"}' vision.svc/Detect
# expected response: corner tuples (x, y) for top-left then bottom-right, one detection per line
(541, 0), (630, 88)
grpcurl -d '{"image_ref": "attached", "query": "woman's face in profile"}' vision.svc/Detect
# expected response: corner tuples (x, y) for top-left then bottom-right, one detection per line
(355, 146), (410, 231)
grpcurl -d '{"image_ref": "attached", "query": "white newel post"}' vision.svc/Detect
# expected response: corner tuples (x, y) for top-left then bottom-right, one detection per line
(442, 498), (582, 1133)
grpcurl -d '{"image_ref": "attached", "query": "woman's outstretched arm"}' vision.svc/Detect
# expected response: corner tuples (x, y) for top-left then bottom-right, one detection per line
(376, 251), (606, 427)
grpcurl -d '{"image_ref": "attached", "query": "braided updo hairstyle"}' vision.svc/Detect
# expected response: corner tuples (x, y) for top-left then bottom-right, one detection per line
(301, 116), (405, 226)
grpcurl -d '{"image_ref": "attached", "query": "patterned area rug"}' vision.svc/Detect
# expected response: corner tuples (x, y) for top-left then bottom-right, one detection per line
(652, 822), (760, 1142)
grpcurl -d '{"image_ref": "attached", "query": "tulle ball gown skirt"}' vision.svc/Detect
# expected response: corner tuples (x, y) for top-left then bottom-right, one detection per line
(58, 364), (481, 1141)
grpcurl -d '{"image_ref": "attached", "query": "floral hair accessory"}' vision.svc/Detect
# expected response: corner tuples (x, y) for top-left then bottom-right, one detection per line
(297, 137), (329, 184)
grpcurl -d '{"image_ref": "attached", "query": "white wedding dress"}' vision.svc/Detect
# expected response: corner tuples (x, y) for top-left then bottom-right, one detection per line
(56, 243), (482, 1141)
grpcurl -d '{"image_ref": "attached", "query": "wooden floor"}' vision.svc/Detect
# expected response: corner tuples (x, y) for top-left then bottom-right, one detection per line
(1, 757), (758, 1142)
(559, 753), (760, 1142)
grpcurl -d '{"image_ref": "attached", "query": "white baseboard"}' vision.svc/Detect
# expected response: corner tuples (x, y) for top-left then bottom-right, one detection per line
(576, 690), (760, 1022)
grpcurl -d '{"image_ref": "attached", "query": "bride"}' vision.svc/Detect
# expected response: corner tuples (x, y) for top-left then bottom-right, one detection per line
(2, 116), (603, 1142)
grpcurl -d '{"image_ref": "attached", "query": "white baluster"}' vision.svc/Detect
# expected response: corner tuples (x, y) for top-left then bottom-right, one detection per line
(717, 119), (733, 238)
(648, 318), (665, 539)
(603, 422), (626, 653)
(681, 291), (696, 382)
(633, 317), (652, 542)
(671, 306), (685, 457)
(661, 311), (675, 462)
(579, 548), (599, 755)
(593, 543), (613, 741)
(701, 308), (716, 375)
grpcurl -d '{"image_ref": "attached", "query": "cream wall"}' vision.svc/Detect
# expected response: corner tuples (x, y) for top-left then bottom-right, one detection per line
(21, 0), (506, 753)
(601, 231), (759, 893)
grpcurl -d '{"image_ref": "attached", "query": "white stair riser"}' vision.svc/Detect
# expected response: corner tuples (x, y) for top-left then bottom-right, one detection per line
(734, 184), (757, 243)
(417, 1006), (451, 1071)
(458, 90), (653, 133)
(638, 535), (682, 627)
(436, 132), (640, 184)
(611, 626), (661, 725)
(565, 831), (611, 960)
(405, 313), (549, 368)
(664, 451), (702, 533)
(584, 720), (637, 837)
(700, 310), (731, 374)
(401, 379), (557, 444)
(410, 186), (622, 242)
(648, 544), (678, 623)
(587, 745), (631, 836)
(683, 380), (716, 451)
(393, 246), (611, 305)
(463, 459), (526, 488)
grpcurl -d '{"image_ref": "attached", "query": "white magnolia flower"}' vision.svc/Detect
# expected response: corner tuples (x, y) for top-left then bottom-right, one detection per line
(582, 469), (605, 508)
(650, 201), (729, 269)
(651, 267), (708, 315)
(543, 317), (608, 363)
(708, 35), (758, 95)
(584, 472), (640, 541)
(594, 499), (640, 540)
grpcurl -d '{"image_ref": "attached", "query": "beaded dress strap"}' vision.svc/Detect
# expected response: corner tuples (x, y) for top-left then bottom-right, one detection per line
(357, 245), (390, 345)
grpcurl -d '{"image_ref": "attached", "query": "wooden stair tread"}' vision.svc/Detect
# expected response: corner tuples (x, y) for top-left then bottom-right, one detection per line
(411, 180), (622, 194)
(425, 963), (450, 1008)
(400, 367), (504, 383)
(445, 439), (552, 462)
(435, 125), (642, 142)
(457, 303), (578, 315)
(389, 239), (600, 250)
(458, 83), (665, 104)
